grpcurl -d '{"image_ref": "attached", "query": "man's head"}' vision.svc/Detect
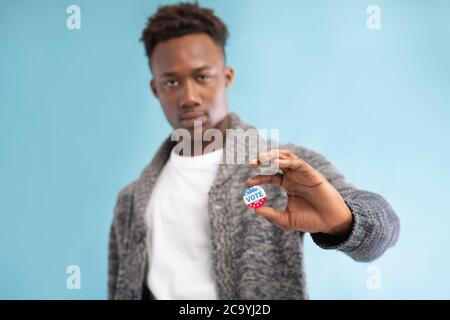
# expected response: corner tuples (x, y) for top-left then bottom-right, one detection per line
(141, 2), (234, 135)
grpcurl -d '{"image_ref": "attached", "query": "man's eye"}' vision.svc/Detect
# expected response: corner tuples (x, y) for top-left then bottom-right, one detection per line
(197, 75), (211, 82)
(164, 80), (178, 87)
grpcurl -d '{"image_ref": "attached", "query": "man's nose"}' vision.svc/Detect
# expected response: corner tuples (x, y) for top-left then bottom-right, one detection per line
(178, 79), (201, 108)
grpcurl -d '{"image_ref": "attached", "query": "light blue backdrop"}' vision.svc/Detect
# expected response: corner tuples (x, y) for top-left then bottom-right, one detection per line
(1, 0), (449, 299)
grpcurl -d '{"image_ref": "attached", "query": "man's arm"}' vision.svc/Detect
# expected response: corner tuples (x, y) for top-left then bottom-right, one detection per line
(244, 144), (400, 263)
(296, 145), (400, 262)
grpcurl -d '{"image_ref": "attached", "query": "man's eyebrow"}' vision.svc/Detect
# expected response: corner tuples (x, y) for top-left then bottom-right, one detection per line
(159, 65), (212, 78)
(160, 71), (178, 78)
(192, 65), (212, 72)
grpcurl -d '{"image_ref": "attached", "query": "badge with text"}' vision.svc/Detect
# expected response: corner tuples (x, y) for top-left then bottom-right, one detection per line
(243, 186), (267, 209)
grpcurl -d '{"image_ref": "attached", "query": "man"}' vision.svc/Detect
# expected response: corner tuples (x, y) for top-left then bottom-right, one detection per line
(108, 2), (400, 300)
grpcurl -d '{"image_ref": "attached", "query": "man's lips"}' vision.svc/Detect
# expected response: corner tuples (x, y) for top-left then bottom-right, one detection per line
(179, 112), (207, 122)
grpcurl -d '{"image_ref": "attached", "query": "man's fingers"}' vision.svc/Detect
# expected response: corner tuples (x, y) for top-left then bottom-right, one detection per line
(275, 158), (313, 175)
(245, 174), (282, 188)
(249, 149), (296, 169)
(254, 206), (291, 231)
(275, 158), (324, 187)
(247, 158), (322, 189)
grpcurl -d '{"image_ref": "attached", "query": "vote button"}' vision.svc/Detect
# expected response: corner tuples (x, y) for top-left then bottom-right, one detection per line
(242, 185), (267, 209)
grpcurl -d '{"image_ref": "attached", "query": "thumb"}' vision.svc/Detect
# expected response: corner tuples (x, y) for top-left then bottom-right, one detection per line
(254, 206), (291, 231)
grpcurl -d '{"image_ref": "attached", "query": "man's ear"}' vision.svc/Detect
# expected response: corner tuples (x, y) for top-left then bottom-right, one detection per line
(150, 79), (158, 98)
(224, 66), (235, 88)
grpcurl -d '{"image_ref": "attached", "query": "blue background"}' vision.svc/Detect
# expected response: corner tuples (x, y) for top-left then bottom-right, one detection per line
(1, 0), (449, 299)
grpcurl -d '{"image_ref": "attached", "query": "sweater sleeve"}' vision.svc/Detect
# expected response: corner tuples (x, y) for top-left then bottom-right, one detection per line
(108, 222), (119, 300)
(285, 144), (400, 262)
(108, 182), (135, 299)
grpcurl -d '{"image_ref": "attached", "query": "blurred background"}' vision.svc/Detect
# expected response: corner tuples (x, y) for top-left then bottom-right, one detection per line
(1, 0), (449, 299)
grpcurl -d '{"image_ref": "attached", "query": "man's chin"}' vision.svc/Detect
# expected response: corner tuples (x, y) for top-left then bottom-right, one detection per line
(178, 114), (209, 128)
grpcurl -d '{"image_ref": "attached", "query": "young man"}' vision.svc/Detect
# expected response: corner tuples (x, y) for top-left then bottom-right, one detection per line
(108, 2), (400, 300)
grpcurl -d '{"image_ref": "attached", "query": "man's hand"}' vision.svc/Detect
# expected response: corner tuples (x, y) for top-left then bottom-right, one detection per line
(244, 149), (353, 237)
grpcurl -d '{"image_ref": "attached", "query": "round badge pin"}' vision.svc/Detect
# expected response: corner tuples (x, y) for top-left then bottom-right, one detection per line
(243, 185), (267, 209)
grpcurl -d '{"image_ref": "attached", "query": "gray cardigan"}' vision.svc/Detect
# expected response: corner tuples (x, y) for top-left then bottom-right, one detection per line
(108, 113), (400, 300)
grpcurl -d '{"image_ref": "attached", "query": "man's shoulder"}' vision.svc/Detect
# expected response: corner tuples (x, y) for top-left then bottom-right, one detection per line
(113, 181), (137, 216)
(117, 180), (136, 198)
(232, 113), (326, 163)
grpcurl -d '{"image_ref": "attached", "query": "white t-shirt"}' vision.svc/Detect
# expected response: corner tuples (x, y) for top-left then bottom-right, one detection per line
(145, 147), (223, 299)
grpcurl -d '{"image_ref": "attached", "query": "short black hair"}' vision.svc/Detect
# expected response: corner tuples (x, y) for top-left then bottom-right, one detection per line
(140, 1), (229, 61)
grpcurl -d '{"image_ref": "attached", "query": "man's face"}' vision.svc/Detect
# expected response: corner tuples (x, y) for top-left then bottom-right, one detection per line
(150, 33), (234, 135)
